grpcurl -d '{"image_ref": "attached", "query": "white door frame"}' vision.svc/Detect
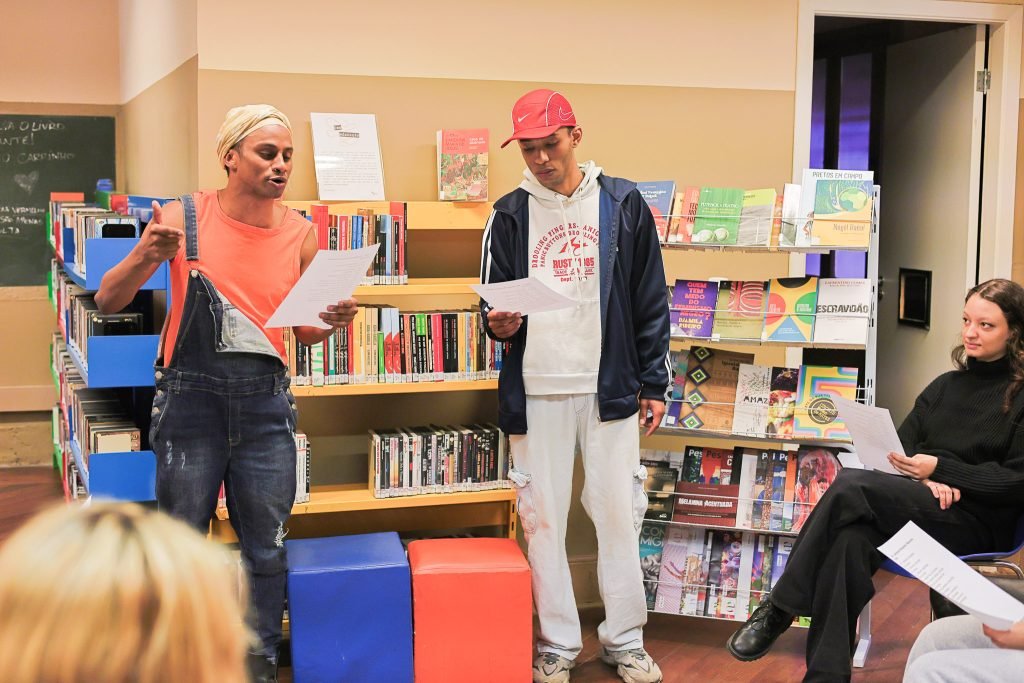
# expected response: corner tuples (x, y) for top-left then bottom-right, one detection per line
(794, 0), (1022, 283)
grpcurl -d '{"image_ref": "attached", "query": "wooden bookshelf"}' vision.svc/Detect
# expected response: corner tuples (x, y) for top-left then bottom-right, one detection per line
(210, 485), (517, 543)
(353, 277), (478, 297)
(291, 379), (497, 397)
(260, 199), (510, 547)
(282, 200), (492, 230)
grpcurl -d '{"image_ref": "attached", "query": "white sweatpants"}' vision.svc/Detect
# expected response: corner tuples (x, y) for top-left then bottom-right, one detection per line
(904, 615), (1024, 683)
(509, 393), (649, 659)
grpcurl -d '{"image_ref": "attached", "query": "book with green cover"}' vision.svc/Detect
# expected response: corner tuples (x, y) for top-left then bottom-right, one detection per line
(692, 187), (744, 245)
(737, 188), (777, 246)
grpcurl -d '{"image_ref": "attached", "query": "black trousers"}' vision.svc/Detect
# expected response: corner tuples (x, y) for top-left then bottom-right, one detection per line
(768, 469), (994, 683)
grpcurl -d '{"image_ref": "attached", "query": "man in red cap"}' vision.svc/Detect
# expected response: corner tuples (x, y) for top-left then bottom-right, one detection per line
(481, 89), (669, 683)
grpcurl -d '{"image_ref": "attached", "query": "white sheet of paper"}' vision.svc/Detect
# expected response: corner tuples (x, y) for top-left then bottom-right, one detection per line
(880, 522), (1024, 630)
(310, 113), (386, 200)
(265, 245), (379, 329)
(471, 277), (576, 316)
(832, 396), (905, 475)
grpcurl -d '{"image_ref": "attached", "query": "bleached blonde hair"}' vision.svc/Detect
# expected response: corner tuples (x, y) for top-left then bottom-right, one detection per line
(0, 502), (252, 683)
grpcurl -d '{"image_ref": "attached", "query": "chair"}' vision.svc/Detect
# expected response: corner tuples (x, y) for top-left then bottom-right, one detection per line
(853, 513), (1024, 668)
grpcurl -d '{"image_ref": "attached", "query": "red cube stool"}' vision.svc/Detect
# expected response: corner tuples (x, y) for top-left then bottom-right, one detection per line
(408, 537), (532, 683)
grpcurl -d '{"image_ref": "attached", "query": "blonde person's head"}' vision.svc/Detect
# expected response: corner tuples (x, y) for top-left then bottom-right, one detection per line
(0, 502), (252, 683)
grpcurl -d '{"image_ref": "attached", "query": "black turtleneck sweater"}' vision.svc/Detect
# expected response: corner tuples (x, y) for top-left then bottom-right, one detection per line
(897, 355), (1024, 538)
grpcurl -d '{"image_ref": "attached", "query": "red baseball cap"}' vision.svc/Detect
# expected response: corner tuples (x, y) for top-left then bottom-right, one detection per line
(501, 89), (578, 148)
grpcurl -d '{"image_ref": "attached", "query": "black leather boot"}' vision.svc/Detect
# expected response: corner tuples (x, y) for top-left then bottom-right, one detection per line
(726, 598), (795, 661)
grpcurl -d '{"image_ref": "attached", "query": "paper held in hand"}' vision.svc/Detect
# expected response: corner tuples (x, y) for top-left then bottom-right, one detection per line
(265, 245), (379, 329)
(471, 277), (576, 316)
(831, 396), (904, 475)
(880, 521), (1024, 630)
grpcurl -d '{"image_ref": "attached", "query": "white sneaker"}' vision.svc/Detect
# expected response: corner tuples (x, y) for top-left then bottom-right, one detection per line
(600, 647), (663, 683)
(532, 652), (574, 683)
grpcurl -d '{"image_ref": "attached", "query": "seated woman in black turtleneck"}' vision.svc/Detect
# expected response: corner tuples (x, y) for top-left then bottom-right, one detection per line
(726, 278), (1024, 683)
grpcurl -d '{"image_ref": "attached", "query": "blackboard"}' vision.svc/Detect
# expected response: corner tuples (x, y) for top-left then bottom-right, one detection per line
(0, 115), (115, 286)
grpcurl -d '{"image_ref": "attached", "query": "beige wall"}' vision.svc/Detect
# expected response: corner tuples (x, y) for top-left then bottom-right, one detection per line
(197, 70), (794, 199)
(0, 0), (121, 105)
(121, 57), (199, 196)
(196, 0), (798, 91)
(119, 0), (197, 102)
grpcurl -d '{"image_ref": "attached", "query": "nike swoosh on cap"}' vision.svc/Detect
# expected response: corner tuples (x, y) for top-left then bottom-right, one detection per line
(517, 113), (530, 123)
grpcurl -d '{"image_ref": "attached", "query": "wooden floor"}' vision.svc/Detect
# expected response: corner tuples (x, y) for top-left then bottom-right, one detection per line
(1, 466), (926, 682)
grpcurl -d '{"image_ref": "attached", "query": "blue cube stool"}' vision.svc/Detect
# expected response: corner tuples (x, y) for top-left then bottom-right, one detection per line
(286, 532), (413, 683)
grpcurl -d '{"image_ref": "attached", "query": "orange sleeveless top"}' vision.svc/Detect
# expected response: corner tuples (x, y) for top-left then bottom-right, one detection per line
(161, 190), (311, 364)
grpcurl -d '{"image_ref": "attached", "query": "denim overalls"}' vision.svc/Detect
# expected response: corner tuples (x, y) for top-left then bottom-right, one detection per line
(149, 193), (297, 659)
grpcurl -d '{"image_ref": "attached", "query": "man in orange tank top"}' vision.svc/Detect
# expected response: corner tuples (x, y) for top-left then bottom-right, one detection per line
(97, 105), (356, 683)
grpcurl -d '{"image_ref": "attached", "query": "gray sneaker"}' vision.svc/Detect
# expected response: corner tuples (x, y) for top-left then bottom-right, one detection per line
(600, 647), (663, 683)
(532, 652), (574, 683)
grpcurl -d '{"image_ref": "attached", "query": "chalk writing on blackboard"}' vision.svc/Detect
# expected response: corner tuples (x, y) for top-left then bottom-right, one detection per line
(0, 115), (114, 286)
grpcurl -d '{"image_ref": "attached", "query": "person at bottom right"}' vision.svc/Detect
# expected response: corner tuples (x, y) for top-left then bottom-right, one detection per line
(725, 277), (1024, 682)
(903, 614), (1024, 682)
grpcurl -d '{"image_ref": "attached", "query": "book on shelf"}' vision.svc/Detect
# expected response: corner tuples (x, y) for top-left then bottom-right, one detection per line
(813, 278), (872, 345)
(286, 307), (505, 387)
(641, 461), (680, 521)
(791, 446), (843, 533)
(369, 423), (509, 498)
(770, 536), (794, 590)
(763, 276), (818, 342)
(294, 431), (311, 504)
(691, 187), (744, 245)
(672, 346), (754, 433)
(768, 450), (791, 532)
(736, 189), (776, 247)
(778, 183), (805, 247)
(670, 186), (700, 244)
(733, 364), (771, 438)
(654, 526), (690, 615)
(808, 169), (874, 247)
(711, 280), (767, 341)
(672, 446), (741, 527)
(637, 181), (676, 242)
(766, 366), (800, 437)
(437, 128), (489, 202)
(792, 365), (858, 440)
(748, 533), (776, 615)
(296, 201), (408, 284)
(749, 449), (773, 531)
(640, 520), (667, 610)
(663, 349), (690, 427)
(680, 444), (703, 484)
(670, 279), (718, 338)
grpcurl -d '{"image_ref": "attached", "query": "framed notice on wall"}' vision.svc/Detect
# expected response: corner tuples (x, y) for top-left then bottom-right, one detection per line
(309, 112), (385, 201)
(0, 115), (115, 286)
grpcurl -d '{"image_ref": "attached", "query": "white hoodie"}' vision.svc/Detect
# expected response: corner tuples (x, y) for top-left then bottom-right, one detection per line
(522, 161), (604, 395)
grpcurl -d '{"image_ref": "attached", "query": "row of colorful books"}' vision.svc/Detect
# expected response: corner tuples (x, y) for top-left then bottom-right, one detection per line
(641, 525), (794, 621)
(665, 348), (859, 441)
(52, 334), (143, 472)
(53, 266), (150, 364)
(48, 192), (164, 270)
(302, 202), (409, 285)
(370, 423), (510, 498)
(641, 445), (844, 533)
(638, 168), (874, 248)
(671, 277), (871, 345)
(283, 308), (506, 386)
